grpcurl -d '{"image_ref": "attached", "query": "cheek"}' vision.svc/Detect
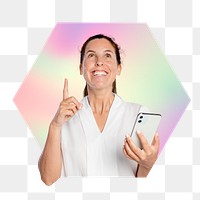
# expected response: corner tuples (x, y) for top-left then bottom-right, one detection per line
(108, 61), (119, 72)
(83, 59), (94, 70)
(81, 62), (92, 76)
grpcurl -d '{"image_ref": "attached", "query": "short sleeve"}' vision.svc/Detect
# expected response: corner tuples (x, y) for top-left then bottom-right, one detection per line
(60, 160), (66, 177)
(138, 105), (149, 113)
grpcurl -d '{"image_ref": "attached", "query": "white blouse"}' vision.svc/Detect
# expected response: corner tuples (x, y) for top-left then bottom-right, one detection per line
(61, 94), (147, 177)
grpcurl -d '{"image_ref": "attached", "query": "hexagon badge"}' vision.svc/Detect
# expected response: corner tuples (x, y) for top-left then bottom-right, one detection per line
(13, 23), (190, 157)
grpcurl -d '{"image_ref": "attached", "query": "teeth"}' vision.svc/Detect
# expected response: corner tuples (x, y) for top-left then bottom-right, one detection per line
(93, 71), (107, 76)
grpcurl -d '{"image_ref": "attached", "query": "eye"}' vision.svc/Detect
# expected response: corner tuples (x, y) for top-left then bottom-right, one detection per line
(105, 53), (112, 58)
(87, 53), (95, 58)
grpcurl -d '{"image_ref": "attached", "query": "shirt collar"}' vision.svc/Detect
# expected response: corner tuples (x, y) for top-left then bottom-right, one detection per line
(81, 93), (123, 110)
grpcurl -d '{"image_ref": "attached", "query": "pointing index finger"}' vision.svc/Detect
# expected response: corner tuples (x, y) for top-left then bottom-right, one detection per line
(63, 78), (69, 100)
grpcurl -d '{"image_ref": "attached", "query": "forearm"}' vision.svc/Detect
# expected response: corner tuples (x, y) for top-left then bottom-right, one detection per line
(38, 123), (62, 185)
(135, 164), (151, 177)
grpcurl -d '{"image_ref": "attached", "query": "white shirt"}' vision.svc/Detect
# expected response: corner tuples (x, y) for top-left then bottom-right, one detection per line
(61, 94), (147, 177)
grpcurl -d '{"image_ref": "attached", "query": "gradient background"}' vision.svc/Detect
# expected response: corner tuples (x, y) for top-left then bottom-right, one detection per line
(0, 0), (199, 200)
(13, 23), (190, 154)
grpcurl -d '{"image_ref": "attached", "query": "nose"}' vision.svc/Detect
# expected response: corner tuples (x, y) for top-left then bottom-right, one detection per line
(96, 58), (104, 66)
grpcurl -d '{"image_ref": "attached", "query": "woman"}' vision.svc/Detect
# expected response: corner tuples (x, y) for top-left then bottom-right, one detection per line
(38, 34), (160, 185)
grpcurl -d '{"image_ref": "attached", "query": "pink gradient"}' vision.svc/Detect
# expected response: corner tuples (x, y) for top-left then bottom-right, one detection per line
(13, 23), (190, 151)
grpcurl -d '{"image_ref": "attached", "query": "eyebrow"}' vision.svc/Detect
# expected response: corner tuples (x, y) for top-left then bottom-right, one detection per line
(86, 50), (95, 54)
(86, 49), (114, 54)
(104, 50), (114, 54)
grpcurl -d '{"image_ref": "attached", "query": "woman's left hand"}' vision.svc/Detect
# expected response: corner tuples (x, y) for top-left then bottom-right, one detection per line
(123, 131), (160, 176)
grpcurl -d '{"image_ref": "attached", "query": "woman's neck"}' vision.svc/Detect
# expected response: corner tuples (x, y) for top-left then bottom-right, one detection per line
(87, 89), (115, 114)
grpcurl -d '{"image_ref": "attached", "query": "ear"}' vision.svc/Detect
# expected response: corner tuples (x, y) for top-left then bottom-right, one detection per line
(79, 64), (83, 75)
(117, 64), (122, 75)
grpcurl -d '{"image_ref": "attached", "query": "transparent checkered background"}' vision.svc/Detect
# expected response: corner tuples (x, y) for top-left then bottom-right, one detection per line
(0, 0), (199, 199)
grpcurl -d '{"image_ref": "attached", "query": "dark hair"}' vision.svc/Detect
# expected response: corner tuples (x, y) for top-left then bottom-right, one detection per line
(80, 34), (121, 97)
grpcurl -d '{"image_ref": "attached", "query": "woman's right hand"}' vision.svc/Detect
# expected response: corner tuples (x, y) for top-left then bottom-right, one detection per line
(51, 79), (83, 128)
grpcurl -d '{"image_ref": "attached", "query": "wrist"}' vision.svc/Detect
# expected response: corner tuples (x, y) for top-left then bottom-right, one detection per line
(50, 121), (62, 130)
(136, 165), (152, 177)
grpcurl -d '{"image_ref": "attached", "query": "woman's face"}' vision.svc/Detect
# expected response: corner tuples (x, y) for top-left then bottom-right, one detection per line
(80, 38), (121, 92)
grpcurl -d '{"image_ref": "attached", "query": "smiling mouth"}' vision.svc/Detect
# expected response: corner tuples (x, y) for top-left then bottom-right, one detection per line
(92, 70), (108, 76)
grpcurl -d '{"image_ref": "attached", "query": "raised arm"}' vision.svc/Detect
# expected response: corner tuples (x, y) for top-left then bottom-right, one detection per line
(38, 79), (82, 185)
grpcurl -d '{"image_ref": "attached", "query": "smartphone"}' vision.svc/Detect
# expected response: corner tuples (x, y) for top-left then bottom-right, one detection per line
(130, 112), (162, 149)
